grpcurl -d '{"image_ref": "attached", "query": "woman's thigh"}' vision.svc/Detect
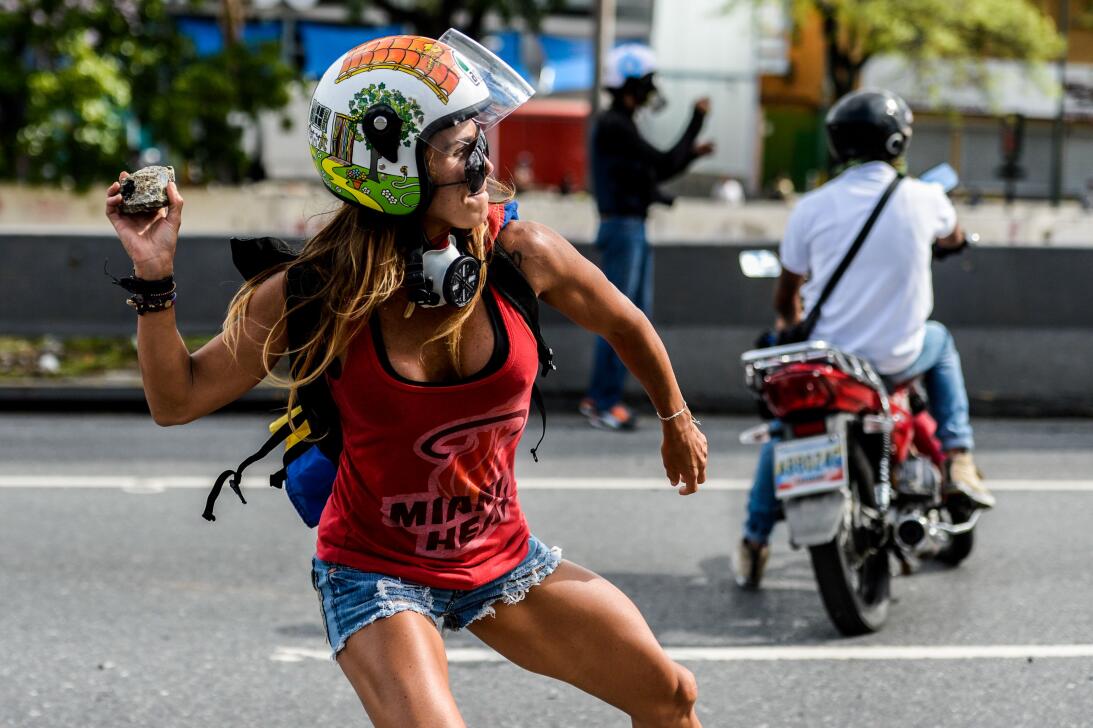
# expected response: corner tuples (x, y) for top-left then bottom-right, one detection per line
(337, 611), (465, 728)
(467, 560), (698, 723)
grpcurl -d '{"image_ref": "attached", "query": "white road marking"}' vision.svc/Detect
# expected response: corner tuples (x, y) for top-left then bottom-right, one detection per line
(270, 643), (1093, 665)
(1, 475), (1092, 492)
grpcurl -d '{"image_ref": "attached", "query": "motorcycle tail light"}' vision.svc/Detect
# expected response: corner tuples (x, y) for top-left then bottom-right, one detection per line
(762, 368), (835, 418)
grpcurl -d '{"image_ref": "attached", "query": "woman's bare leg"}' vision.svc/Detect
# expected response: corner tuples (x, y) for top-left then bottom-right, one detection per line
(468, 561), (701, 728)
(336, 611), (465, 728)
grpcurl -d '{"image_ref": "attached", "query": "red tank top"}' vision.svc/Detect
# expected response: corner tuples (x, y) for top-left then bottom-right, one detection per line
(317, 285), (538, 589)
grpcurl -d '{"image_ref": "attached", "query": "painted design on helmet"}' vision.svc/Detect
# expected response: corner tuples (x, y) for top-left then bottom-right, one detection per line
(336, 35), (461, 104)
(307, 30), (532, 216)
(310, 85), (426, 211)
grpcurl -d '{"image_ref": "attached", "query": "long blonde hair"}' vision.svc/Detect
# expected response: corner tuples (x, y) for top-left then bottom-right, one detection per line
(223, 183), (506, 415)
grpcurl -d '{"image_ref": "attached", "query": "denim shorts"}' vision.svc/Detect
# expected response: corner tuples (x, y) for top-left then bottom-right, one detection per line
(311, 535), (562, 657)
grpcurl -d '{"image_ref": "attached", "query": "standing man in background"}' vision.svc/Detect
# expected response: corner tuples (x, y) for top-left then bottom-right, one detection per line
(580, 43), (715, 430)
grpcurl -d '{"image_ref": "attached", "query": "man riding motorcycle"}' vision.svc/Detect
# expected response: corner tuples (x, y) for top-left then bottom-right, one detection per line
(735, 88), (995, 589)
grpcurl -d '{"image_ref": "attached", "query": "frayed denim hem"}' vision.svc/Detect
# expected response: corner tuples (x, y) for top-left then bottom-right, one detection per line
(462, 545), (563, 629)
(330, 604), (442, 661)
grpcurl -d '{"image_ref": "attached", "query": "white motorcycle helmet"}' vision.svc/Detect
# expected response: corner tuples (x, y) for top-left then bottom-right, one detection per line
(307, 29), (534, 217)
(603, 43), (658, 89)
(602, 43), (663, 110)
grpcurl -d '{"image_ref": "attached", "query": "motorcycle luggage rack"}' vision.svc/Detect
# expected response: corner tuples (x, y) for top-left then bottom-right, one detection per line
(740, 340), (888, 406)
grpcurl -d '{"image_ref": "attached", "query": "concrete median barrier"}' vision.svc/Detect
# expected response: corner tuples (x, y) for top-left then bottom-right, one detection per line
(2, 233), (1091, 415)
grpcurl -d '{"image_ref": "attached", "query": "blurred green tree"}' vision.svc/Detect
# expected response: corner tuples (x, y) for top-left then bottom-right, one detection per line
(0, 0), (298, 188)
(776, 0), (1068, 100)
(17, 30), (132, 186)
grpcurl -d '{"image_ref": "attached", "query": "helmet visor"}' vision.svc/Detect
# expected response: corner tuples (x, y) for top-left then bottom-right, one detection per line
(438, 28), (534, 130)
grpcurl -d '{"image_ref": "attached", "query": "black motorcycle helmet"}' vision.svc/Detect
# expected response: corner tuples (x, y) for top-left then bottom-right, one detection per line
(825, 89), (913, 165)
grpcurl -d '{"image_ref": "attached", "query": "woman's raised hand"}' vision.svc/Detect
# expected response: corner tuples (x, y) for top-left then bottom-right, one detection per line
(105, 171), (184, 279)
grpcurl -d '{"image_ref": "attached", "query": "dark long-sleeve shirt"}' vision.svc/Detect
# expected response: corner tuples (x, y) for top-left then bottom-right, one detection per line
(590, 101), (706, 218)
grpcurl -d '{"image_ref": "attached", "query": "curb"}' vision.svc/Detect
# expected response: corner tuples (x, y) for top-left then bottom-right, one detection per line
(0, 383), (285, 412)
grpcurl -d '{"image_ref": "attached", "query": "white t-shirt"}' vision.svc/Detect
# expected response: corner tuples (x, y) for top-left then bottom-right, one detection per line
(780, 162), (957, 374)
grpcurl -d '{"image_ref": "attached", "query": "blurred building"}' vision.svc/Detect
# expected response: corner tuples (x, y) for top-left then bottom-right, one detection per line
(171, 1), (656, 190)
(862, 0), (1093, 201)
(168, 0), (786, 197)
(757, 0), (1093, 201)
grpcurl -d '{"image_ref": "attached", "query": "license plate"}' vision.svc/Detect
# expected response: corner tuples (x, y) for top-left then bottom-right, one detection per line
(773, 434), (849, 500)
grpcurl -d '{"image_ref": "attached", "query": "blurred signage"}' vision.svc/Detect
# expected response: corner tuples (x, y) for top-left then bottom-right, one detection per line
(756, 0), (790, 76)
(1063, 65), (1093, 119)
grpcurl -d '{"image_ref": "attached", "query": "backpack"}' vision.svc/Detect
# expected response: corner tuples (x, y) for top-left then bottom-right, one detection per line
(202, 202), (555, 527)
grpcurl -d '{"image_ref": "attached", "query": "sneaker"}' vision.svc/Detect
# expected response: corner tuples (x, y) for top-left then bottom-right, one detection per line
(735, 539), (770, 589)
(590, 403), (638, 431)
(945, 451), (995, 509)
(578, 397), (598, 419)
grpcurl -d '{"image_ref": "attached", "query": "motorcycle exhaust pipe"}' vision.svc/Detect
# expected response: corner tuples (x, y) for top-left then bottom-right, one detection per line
(933, 509), (982, 536)
(895, 515), (931, 553)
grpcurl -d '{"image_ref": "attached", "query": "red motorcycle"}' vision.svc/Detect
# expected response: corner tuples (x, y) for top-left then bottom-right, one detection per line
(739, 340), (980, 635)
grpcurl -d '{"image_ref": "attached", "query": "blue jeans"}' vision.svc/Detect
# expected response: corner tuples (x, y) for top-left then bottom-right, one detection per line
(742, 321), (974, 545)
(586, 216), (652, 411)
(884, 321), (974, 452)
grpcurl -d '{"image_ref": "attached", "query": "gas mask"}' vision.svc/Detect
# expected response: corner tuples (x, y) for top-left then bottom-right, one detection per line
(405, 234), (482, 309)
(639, 78), (667, 113)
(626, 74), (666, 113)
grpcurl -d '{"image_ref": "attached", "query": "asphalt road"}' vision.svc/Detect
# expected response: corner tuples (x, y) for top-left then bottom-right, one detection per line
(2, 412), (1093, 727)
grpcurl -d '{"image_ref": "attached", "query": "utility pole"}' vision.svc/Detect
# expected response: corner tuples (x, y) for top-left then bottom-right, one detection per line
(1050, 0), (1070, 206)
(591, 0), (616, 117)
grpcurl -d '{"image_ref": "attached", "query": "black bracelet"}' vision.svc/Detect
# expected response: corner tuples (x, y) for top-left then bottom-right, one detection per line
(127, 291), (177, 315)
(104, 260), (175, 295)
(116, 274), (175, 295)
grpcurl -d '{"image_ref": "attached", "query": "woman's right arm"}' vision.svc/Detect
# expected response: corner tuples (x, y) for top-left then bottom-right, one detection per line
(105, 172), (287, 426)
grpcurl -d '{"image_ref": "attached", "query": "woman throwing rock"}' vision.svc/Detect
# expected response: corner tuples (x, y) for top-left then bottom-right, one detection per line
(105, 30), (707, 728)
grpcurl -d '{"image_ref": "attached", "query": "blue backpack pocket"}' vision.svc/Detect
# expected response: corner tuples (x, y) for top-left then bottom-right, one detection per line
(283, 442), (337, 528)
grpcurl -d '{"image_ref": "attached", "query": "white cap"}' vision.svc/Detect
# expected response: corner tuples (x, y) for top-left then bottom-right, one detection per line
(603, 43), (658, 89)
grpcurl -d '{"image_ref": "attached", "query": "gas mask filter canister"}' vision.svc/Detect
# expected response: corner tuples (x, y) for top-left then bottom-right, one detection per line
(406, 234), (482, 309)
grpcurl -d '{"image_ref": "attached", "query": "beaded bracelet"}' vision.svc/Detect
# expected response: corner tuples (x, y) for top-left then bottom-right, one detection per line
(127, 289), (177, 315)
(657, 401), (701, 426)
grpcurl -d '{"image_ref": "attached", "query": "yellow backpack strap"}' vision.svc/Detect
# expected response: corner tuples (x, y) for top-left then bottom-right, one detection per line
(272, 407), (312, 453)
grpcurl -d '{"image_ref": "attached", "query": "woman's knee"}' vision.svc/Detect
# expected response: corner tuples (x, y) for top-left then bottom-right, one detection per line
(633, 662), (698, 725)
(673, 664), (699, 713)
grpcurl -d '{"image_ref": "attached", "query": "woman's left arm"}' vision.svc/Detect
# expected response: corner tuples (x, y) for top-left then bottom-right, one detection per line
(497, 221), (707, 494)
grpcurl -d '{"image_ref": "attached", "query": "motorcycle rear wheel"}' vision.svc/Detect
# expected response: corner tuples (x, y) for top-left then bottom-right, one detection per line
(810, 521), (891, 635)
(809, 434), (890, 636)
